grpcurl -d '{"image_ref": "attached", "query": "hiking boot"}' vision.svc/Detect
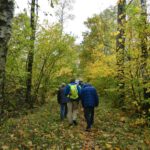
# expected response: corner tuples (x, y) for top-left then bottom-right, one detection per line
(68, 122), (74, 127)
(73, 120), (78, 126)
(85, 128), (91, 132)
(85, 125), (91, 132)
(85, 127), (91, 132)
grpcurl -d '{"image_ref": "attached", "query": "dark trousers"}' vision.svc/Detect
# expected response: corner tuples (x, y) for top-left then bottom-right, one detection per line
(84, 107), (94, 128)
(60, 103), (67, 120)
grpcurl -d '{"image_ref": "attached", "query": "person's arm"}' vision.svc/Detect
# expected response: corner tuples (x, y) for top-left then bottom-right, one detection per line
(80, 89), (85, 107)
(57, 90), (61, 104)
(94, 89), (99, 107)
(64, 85), (70, 97)
(77, 85), (81, 97)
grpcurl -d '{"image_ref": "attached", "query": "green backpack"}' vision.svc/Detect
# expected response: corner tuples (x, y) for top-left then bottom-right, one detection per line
(68, 84), (79, 99)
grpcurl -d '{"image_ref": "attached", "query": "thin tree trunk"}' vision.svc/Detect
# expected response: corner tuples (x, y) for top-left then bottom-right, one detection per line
(127, 28), (137, 101)
(0, 0), (14, 112)
(26, 0), (36, 107)
(34, 58), (48, 101)
(35, 57), (59, 103)
(140, 0), (149, 99)
(129, 67), (137, 101)
(116, 0), (126, 106)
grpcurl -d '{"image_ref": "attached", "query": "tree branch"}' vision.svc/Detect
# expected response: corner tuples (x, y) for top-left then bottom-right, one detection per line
(126, 0), (134, 10)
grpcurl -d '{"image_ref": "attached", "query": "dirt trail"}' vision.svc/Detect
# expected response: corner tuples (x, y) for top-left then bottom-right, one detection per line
(70, 102), (150, 149)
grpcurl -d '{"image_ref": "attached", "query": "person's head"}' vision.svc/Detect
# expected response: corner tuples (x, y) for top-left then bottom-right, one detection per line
(79, 80), (83, 85)
(61, 82), (66, 87)
(83, 82), (92, 88)
(70, 78), (75, 83)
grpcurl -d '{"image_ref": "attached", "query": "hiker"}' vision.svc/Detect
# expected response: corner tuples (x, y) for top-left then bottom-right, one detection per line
(79, 80), (84, 88)
(65, 79), (81, 126)
(81, 83), (99, 131)
(57, 83), (68, 120)
(78, 80), (84, 108)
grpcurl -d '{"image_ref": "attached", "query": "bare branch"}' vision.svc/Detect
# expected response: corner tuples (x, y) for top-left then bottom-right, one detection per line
(126, 0), (134, 10)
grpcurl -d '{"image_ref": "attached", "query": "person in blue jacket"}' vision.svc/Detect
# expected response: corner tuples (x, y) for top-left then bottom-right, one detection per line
(65, 79), (81, 126)
(81, 83), (99, 131)
(57, 83), (69, 120)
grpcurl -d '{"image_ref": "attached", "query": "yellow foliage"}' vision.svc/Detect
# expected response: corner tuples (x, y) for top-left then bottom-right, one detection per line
(56, 67), (72, 77)
(134, 118), (147, 126)
(105, 143), (112, 149)
(84, 51), (116, 79)
(111, 31), (120, 36)
(118, 38), (123, 43)
(132, 101), (139, 107)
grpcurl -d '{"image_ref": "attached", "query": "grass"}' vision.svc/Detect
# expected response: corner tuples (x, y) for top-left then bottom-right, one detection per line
(0, 97), (150, 149)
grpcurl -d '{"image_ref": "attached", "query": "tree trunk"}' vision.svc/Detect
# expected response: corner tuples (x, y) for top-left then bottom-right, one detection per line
(140, 0), (149, 99)
(26, 0), (36, 107)
(0, 0), (14, 112)
(116, 0), (126, 106)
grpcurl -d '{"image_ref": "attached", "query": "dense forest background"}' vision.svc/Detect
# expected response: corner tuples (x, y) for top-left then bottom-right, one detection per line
(0, 0), (150, 149)
(1, 0), (149, 116)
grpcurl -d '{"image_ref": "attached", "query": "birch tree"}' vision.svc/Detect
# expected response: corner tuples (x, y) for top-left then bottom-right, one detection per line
(0, 0), (14, 112)
(55, 0), (74, 33)
(26, 0), (37, 107)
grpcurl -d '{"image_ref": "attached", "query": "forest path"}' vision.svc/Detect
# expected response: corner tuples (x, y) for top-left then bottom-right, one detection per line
(0, 98), (150, 149)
